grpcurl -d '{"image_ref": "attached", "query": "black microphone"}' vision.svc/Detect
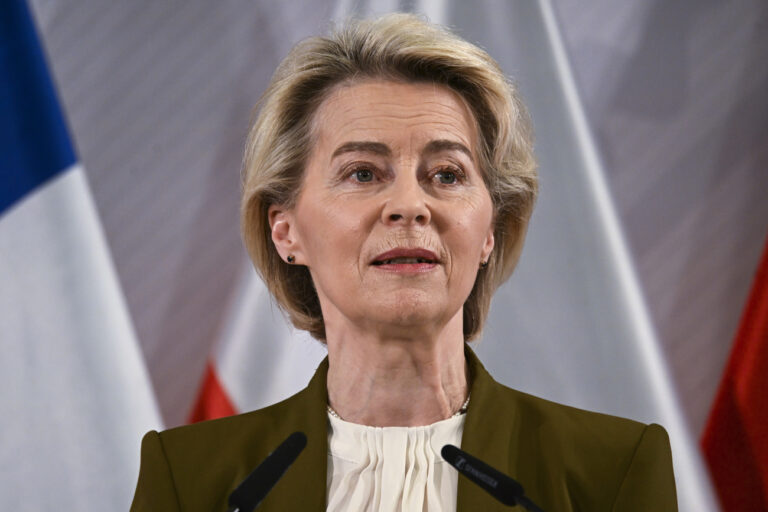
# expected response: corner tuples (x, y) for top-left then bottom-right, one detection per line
(227, 431), (307, 512)
(441, 444), (544, 511)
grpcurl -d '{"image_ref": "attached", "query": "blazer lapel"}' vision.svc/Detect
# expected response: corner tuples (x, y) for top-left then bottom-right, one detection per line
(456, 345), (522, 511)
(262, 357), (330, 510)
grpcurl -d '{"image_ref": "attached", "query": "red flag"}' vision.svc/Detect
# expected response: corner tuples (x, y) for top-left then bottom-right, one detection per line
(189, 361), (237, 423)
(702, 234), (768, 511)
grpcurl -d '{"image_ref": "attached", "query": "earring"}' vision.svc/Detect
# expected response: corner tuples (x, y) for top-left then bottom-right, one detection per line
(287, 255), (295, 264)
(480, 260), (488, 269)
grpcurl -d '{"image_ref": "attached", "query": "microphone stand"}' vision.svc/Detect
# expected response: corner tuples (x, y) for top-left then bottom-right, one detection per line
(226, 432), (307, 512)
(442, 444), (545, 511)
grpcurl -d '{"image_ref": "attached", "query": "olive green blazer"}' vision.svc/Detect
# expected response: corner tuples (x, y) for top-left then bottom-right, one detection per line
(130, 346), (677, 511)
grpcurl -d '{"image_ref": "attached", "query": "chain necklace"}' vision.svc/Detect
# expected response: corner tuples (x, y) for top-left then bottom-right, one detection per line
(327, 393), (471, 421)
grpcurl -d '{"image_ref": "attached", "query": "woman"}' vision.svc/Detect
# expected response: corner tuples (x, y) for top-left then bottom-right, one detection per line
(131, 14), (677, 511)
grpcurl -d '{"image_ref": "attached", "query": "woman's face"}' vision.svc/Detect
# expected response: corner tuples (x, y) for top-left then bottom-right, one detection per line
(270, 80), (495, 336)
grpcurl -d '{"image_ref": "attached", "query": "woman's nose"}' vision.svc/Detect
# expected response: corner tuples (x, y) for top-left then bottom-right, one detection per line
(381, 173), (431, 226)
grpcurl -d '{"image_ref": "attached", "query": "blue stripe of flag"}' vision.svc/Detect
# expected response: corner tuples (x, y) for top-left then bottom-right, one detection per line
(0, 0), (77, 216)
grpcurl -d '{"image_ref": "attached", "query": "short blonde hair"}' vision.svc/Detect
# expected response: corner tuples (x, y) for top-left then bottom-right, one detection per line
(241, 13), (537, 341)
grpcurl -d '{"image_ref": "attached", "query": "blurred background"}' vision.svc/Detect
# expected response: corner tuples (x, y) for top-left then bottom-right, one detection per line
(3, 0), (767, 510)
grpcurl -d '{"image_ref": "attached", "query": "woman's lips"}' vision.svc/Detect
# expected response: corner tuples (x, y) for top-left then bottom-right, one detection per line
(370, 248), (439, 273)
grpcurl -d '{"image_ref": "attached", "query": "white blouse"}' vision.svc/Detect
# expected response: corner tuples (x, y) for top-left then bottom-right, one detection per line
(326, 411), (466, 511)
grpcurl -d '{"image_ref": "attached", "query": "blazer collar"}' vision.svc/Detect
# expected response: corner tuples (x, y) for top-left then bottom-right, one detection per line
(457, 344), (522, 511)
(290, 344), (518, 511)
(267, 356), (330, 510)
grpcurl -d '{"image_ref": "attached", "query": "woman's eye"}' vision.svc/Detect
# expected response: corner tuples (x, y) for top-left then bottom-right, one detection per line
(353, 169), (374, 182)
(435, 169), (458, 184)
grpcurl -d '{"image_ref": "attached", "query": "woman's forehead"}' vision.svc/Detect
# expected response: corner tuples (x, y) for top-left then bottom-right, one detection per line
(311, 80), (478, 158)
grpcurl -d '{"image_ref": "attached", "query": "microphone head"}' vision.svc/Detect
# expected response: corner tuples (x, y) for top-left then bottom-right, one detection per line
(441, 444), (523, 507)
(228, 431), (307, 511)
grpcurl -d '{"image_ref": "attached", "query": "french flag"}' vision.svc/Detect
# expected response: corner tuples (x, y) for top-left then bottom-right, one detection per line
(0, 1), (161, 509)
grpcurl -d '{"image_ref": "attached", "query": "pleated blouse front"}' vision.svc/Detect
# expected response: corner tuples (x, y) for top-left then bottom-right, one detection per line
(326, 412), (466, 512)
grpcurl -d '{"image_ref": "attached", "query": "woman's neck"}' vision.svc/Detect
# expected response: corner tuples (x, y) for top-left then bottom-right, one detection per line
(325, 315), (469, 427)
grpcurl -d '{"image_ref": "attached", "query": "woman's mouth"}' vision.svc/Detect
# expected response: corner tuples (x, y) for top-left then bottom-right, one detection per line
(370, 249), (439, 273)
(372, 257), (434, 265)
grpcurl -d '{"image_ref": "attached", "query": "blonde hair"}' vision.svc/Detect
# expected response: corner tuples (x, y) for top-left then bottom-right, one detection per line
(241, 13), (538, 341)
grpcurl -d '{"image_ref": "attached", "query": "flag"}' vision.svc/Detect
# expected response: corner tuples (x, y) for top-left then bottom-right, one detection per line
(702, 234), (768, 510)
(189, 264), (327, 423)
(0, 1), (162, 509)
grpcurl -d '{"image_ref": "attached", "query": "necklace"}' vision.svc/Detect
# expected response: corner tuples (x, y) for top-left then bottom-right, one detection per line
(326, 393), (471, 421)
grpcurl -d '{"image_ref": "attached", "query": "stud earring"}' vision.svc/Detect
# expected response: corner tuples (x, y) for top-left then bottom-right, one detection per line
(480, 260), (488, 269)
(287, 255), (295, 263)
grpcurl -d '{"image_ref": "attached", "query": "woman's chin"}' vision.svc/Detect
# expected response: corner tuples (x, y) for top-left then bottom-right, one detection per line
(361, 291), (457, 330)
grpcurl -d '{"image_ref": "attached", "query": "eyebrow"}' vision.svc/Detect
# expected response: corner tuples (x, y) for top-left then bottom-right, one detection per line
(331, 139), (473, 160)
(423, 139), (473, 160)
(332, 141), (391, 159)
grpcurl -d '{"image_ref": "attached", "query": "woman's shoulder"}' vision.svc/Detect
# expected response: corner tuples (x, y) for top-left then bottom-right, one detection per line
(502, 383), (655, 442)
(463, 350), (676, 510)
(152, 384), (320, 474)
(467, 346), (662, 454)
(131, 385), (329, 511)
(482, 383), (676, 510)
(159, 389), (306, 442)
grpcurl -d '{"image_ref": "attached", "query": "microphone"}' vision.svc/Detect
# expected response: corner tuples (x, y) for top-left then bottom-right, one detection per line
(227, 431), (307, 512)
(441, 444), (544, 511)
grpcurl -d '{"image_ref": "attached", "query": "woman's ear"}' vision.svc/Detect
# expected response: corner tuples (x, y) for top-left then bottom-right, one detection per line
(268, 204), (304, 265)
(481, 230), (495, 263)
